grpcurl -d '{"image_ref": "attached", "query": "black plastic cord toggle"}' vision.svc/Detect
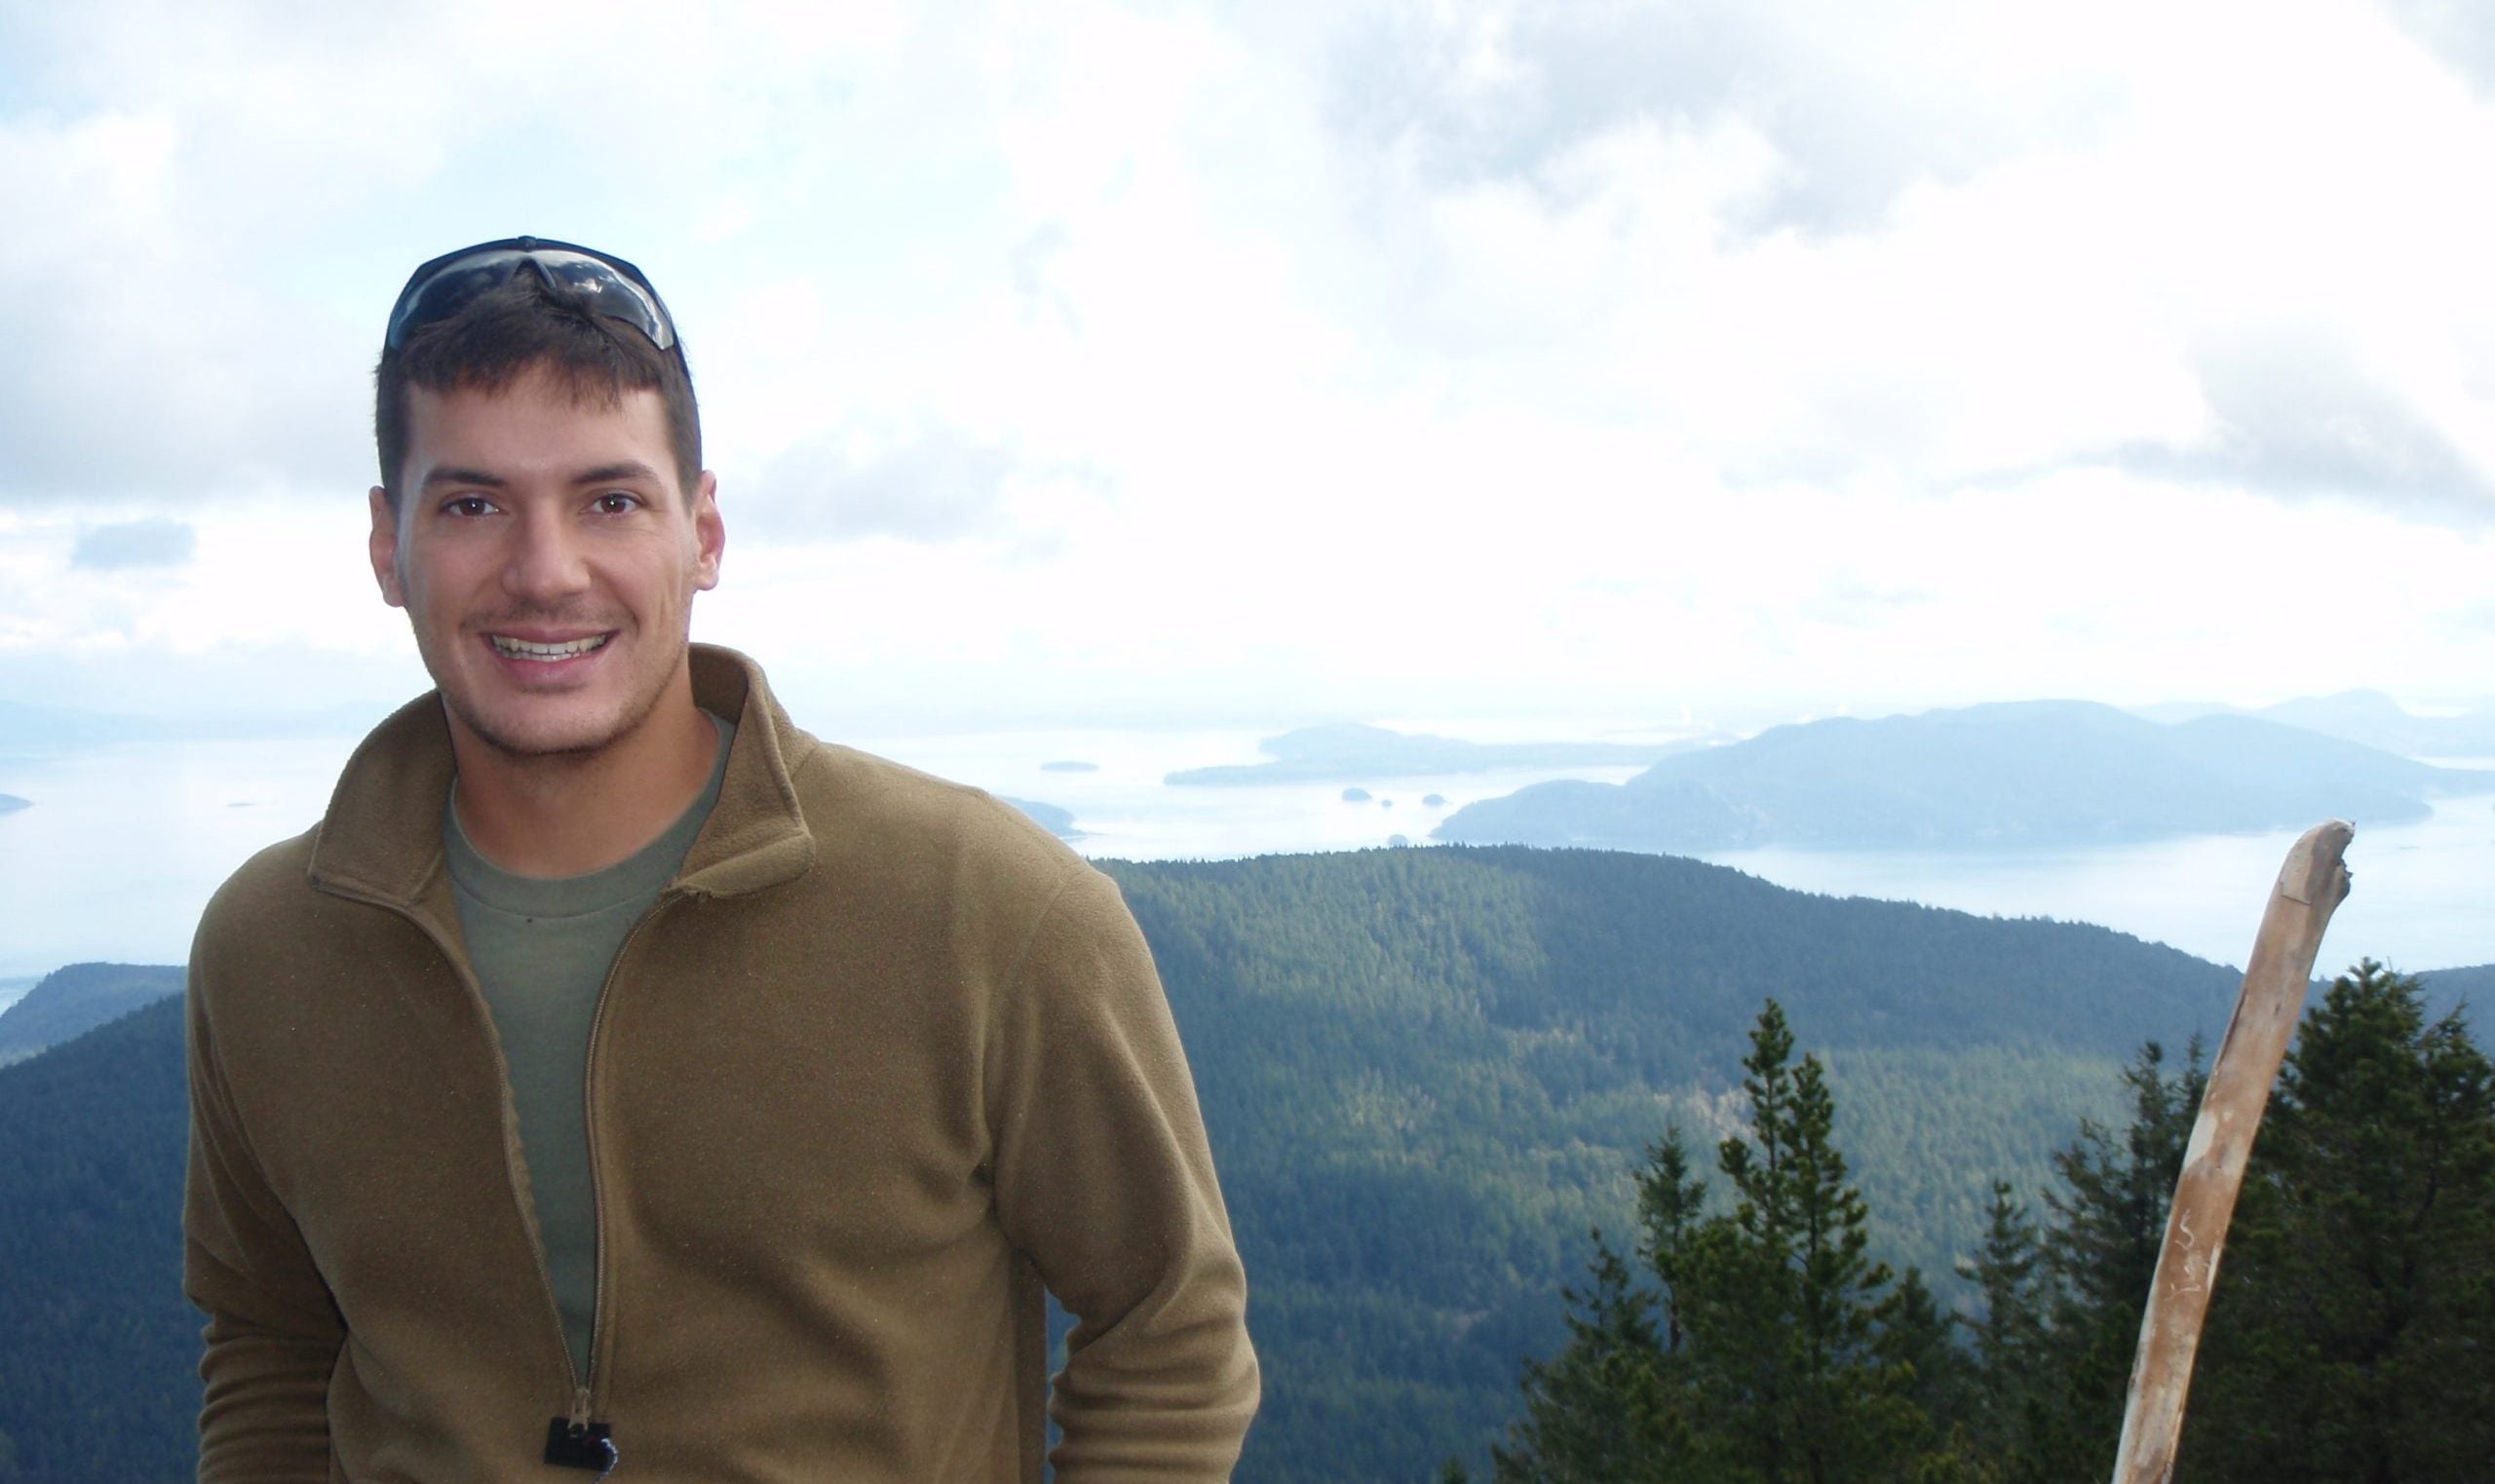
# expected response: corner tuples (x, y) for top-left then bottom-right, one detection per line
(544, 1416), (618, 1475)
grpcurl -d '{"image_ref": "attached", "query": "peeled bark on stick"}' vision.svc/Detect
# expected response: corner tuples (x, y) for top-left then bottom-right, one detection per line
(2109, 818), (2353, 1484)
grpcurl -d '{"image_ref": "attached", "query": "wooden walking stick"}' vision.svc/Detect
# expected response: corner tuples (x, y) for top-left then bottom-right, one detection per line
(2110, 818), (2354, 1484)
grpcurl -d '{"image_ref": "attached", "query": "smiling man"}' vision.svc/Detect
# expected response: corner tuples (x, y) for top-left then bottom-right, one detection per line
(180, 238), (1258, 1482)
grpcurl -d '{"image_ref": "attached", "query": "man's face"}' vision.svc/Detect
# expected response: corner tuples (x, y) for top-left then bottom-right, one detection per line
(367, 364), (724, 761)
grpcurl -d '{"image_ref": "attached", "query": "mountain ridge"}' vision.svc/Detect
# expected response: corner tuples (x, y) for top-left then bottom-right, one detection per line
(0, 963), (184, 1063)
(1438, 699), (2492, 852)
(2132, 688), (2495, 759)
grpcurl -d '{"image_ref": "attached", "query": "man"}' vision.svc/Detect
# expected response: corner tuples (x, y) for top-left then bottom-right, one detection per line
(182, 237), (1259, 1482)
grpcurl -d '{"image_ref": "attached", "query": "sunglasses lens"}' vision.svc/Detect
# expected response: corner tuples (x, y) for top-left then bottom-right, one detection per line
(386, 245), (676, 353)
(517, 252), (674, 349)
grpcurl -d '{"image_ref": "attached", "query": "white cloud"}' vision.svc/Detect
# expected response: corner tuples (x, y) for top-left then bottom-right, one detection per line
(70, 517), (196, 570)
(10, 0), (2495, 729)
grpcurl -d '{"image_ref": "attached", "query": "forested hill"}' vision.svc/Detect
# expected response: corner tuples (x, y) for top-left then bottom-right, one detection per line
(1108, 844), (2241, 1068)
(1099, 846), (2246, 1480)
(3, 846), (2265, 1483)
(0, 995), (190, 1484)
(0, 962), (184, 1062)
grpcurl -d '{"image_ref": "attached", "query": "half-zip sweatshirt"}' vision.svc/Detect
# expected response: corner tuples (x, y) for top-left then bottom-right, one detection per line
(183, 645), (1260, 1482)
(442, 709), (733, 1386)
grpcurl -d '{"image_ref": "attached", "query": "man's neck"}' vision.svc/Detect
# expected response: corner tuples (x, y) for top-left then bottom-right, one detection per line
(446, 678), (722, 879)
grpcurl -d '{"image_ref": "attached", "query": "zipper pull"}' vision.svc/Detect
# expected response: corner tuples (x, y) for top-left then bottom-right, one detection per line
(544, 1391), (617, 1475)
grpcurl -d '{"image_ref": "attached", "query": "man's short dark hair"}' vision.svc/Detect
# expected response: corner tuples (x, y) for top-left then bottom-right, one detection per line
(373, 273), (703, 506)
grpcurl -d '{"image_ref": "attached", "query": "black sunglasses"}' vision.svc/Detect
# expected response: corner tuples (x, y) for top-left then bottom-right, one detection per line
(384, 236), (681, 356)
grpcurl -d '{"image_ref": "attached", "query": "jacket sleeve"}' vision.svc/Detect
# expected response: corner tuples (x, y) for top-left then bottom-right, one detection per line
(986, 866), (1260, 1483)
(184, 938), (344, 1483)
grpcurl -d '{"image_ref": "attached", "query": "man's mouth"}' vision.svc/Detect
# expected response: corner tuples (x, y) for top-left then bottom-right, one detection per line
(489, 633), (612, 663)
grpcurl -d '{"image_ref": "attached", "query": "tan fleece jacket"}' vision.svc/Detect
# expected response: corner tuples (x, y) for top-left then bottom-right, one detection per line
(183, 645), (1258, 1482)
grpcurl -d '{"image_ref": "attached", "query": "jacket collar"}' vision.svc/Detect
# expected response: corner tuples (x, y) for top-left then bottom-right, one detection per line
(306, 643), (818, 910)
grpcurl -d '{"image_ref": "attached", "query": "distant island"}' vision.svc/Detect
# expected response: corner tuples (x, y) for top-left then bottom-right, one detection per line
(0, 794), (27, 816)
(1039, 760), (1098, 774)
(1166, 722), (1708, 786)
(2135, 688), (2495, 761)
(1438, 700), (2495, 853)
(999, 796), (1084, 841)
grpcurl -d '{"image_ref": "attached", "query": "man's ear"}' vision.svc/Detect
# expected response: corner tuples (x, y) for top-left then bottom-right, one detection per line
(691, 471), (724, 592)
(368, 486), (407, 608)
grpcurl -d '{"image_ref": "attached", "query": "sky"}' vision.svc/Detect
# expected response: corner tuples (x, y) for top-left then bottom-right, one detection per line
(7, 0), (2495, 738)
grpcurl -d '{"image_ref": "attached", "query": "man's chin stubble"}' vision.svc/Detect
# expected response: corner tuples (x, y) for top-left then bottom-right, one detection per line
(444, 686), (671, 770)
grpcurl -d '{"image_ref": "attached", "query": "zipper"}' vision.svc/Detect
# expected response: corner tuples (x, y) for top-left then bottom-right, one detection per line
(579, 893), (679, 1406)
(321, 876), (677, 1432)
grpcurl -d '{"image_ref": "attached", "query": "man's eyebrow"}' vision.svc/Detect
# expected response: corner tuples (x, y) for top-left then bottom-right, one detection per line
(420, 466), (510, 491)
(572, 461), (665, 486)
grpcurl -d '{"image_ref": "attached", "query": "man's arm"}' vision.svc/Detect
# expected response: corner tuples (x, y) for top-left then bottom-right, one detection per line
(987, 866), (1260, 1483)
(184, 953), (344, 1483)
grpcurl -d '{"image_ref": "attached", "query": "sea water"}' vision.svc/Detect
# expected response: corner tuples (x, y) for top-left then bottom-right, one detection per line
(2, 730), (2487, 980)
(1702, 796), (2495, 974)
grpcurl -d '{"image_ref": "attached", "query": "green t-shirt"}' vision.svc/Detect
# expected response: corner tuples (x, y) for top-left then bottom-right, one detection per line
(443, 714), (733, 1383)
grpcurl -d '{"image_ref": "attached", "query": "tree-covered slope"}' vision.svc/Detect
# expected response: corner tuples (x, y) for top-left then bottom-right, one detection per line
(1102, 845), (2244, 1481)
(2420, 961), (2492, 1028)
(1439, 700), (2494, 851)
(0, 962), (183, 1061)
(0, 994), (193, 1484)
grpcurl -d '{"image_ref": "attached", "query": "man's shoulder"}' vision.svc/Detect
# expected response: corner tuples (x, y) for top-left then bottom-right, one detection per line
(787, 738), (1090, 891)
(774, 735), (1152, 990)
(199, 825), (326, 932)
(187, 823), (336, 999)
(698, 644), (1091, 896)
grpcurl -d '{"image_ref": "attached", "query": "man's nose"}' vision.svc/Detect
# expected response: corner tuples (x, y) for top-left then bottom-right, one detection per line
(503, 506), (592, 601)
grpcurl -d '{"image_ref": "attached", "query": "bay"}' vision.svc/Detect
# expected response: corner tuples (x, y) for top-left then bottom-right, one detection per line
(1701, 795), (2495, 973)
(0, 736), (360, 979)
(3, 728), (2488, 980)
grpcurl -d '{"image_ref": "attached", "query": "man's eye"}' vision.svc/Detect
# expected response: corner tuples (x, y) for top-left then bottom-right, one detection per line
(444, 496), (497, 517)
(595, 492), (641, 514)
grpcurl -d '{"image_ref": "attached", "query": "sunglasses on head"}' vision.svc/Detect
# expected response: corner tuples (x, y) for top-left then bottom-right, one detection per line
(384, 236), (680, 356)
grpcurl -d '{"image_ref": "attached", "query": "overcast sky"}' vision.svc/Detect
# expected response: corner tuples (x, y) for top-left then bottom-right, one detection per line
(7, 0), (2495, 735)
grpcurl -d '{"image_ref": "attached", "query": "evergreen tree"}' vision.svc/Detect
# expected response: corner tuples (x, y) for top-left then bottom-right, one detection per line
(1495, 1001), (1943, 1483)
(2026, 1038), (2204, 1481)
(1884, 1269), (1976, 1445)
(1632, 1127), (1708, 1356)
(2183, 961), (2495, 1483)
(1681, 1001), (1929, 1482)
(1954, 1181), (2050, 1479)
(1488, 1236), (1692, 1483)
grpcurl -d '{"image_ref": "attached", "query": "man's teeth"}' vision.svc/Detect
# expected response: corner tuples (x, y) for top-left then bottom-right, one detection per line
(491, 634), (610, 661)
